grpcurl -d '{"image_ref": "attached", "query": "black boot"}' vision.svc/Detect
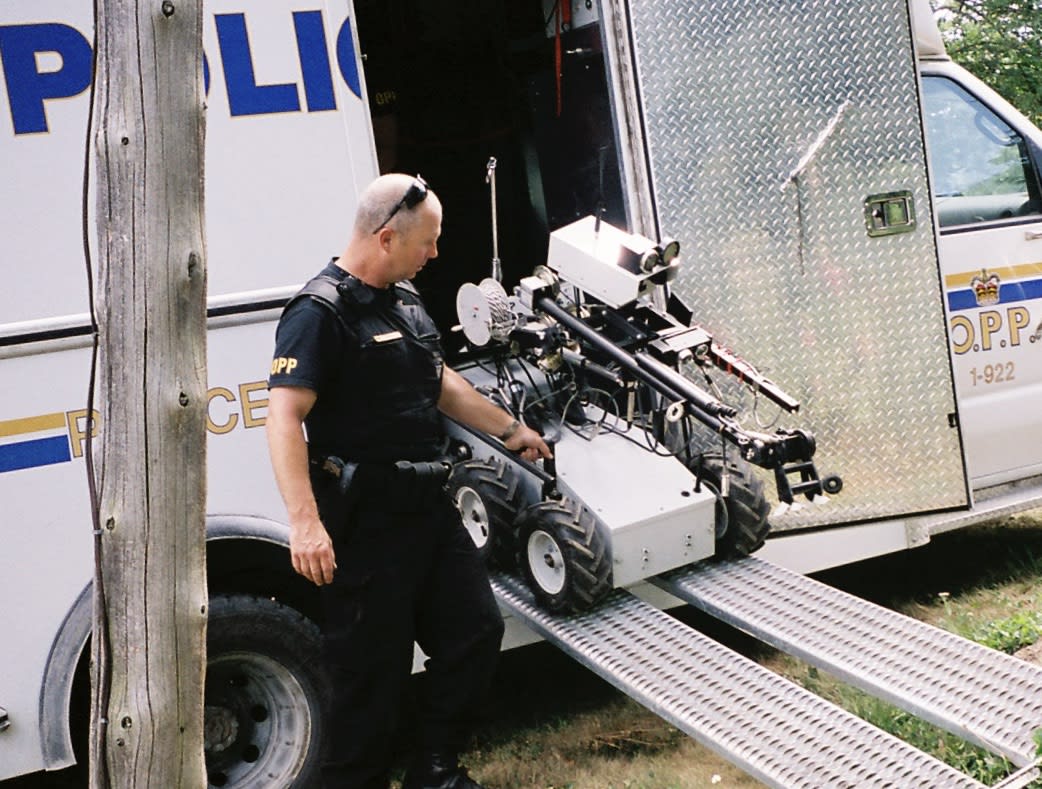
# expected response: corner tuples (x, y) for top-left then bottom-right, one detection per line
(400, 752), (488, 789)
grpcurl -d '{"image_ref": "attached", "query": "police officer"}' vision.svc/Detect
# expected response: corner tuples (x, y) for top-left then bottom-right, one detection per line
(266, 173), (551, 789)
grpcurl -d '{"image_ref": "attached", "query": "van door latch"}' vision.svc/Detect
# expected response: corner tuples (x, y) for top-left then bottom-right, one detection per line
(864, 190), (916, 237)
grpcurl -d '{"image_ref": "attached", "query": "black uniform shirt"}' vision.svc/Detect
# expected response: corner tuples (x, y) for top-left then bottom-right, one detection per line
(269, 262), (446, 462)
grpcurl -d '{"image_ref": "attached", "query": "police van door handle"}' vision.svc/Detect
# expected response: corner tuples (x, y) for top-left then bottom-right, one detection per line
(1026, 229), (1042, 240)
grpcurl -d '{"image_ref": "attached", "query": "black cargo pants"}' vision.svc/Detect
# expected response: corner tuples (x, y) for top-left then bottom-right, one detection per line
(315, 471), (505, 789)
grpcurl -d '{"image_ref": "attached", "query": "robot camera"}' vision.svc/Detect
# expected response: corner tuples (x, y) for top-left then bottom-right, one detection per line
(546, 216), (681, 308)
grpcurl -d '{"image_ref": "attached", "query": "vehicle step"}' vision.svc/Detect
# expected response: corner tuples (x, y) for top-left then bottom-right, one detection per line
(492, 574), (986, 789)
(655, 557), (1042, 768)
(920, 477), (1042, 535)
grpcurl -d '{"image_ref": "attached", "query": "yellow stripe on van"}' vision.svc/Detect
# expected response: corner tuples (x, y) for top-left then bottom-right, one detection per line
(0, 412), (67, 438)
(945, 261), (1042, 289)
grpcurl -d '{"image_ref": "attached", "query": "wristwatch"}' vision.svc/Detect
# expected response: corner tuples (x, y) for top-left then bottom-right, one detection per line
(498, 418), (521, 442)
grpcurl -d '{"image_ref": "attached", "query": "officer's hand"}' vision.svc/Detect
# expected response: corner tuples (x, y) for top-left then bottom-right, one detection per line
(290, 516), (337, 586)
(505, 424), (552, 462)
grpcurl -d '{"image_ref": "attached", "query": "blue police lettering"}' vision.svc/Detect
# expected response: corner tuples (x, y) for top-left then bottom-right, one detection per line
(2, 12), (362, 135)
(0, 23), (93, 135)
(216, 13), (301, 116)
(294, 10), (336, 111)
(334, 15), (361, 99)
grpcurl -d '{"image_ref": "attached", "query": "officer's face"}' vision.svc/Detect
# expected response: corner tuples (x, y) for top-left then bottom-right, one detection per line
(391, 204), (441, 281)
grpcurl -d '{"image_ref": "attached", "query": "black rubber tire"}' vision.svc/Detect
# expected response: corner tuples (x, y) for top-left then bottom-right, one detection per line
(514, 497), (612, 614)
(205, 594), (325, 789)
(447, 455), (524, 567)
(689, 453), (771, 558)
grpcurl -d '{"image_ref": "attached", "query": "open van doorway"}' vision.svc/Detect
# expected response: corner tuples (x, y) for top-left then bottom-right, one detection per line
(352, 0), (627, 336)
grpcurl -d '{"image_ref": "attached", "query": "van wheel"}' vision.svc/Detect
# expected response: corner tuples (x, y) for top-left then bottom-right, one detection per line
(514, 497), (612, 613)
(689, 453), (771, 557)
(448, 456), (524, 567)
(205, 594), (325, 789)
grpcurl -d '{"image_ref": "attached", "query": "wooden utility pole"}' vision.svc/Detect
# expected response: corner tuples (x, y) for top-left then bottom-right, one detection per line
(89, 0), (208, 786)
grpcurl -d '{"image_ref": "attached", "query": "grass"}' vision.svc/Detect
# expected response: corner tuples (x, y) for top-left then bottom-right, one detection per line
(775, 661), (1016, 785)
(440, 512), (1042, 789)
(389, 640), (763, 788)
(972, 609), (1042, 653)
(438, 697), (761, 789)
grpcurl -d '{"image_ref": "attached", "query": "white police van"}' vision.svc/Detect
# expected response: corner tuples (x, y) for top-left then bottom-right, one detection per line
(2, 2), (374, 785)
(1, 1), (1041, 786)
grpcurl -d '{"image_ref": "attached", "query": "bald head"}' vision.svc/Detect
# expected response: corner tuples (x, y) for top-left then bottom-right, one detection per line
(337, 173), (443, 288)
(353, 173), (442, 237)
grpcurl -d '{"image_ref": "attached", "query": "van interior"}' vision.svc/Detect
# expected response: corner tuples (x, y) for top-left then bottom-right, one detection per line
(353, 1), (627, 337)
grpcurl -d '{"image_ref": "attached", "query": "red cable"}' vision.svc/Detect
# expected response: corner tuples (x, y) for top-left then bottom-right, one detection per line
(555, 2), (563, 116)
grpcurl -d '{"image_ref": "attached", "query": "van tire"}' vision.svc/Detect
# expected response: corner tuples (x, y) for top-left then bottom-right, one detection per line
(205, 594), (325, 789)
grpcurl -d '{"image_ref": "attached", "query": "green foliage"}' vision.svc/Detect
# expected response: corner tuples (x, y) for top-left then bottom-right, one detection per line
(972, 609), (1042, 652)
(794, 664), (1015, 784)
(935, 0), (1042, 126)
(876, 708), (1013, 784)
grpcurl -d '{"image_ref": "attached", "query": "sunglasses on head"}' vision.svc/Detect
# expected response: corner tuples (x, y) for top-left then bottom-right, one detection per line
(372, 175), (429, 234)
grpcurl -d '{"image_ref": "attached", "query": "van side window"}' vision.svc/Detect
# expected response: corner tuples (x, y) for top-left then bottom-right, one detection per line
(921, 75), (1042, 228)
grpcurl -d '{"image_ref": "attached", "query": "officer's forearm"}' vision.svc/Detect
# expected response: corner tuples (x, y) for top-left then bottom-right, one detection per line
(266, 399), (319, 523)
(438, 367), (516, 438)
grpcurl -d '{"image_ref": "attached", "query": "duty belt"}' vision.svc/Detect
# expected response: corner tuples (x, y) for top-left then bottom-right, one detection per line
(312, 454), (453, 506)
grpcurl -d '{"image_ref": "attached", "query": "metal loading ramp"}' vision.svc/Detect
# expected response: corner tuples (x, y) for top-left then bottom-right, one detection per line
(492, 574), (987, 789)
(655, 557), (1042, 771)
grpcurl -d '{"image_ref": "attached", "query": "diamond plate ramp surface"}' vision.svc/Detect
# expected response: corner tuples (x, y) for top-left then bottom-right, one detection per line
(492, 574), (984, 788)
(656, 557), (1042, 767)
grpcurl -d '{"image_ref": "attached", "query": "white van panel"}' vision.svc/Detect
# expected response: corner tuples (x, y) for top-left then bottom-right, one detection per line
(0, 1), (377, 328)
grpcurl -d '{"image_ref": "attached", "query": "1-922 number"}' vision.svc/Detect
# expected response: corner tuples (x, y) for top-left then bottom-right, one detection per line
(969, 362), (1015, 386)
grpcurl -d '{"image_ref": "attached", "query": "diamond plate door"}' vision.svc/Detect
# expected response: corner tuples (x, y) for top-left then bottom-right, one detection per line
(619, 0), (969, 528)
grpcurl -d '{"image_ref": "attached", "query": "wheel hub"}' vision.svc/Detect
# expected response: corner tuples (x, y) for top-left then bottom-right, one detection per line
(455, 485), (491, 549)
(204, 653), (310, 788)
(204, 704), (240, 754)
(527, 529), (566, 595)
